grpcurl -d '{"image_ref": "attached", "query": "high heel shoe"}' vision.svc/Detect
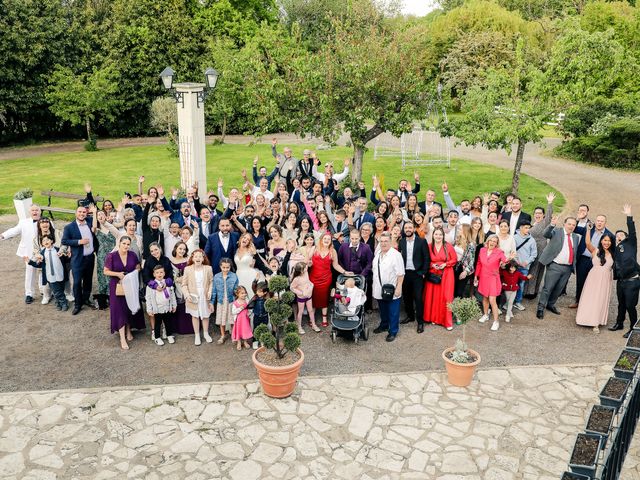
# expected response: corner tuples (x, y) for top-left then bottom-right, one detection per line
(321, 316), (328, 327)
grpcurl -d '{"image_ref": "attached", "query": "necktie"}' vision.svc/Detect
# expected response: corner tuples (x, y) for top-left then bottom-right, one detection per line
(567, 233), (574, 264)
(48, 250), (55, 276)
(337, 221), (342, 233)
(351, 246), (357, 255)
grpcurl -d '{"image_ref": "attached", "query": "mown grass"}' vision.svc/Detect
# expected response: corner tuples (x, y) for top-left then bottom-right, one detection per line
(1, 142), (563, 216)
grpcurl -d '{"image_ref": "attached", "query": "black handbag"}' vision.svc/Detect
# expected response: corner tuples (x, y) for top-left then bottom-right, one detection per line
(427, 242), (448, 284)
(377, 257), (396, 301)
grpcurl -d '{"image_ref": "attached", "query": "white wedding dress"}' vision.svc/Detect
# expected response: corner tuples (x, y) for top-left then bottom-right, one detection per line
(235, 252), (263, 295)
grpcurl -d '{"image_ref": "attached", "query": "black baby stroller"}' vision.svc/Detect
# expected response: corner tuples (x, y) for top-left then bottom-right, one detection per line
(329, 274), (369, 344)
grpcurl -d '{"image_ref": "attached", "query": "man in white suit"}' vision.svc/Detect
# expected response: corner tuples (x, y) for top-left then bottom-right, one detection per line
(1, 204), (43, 304)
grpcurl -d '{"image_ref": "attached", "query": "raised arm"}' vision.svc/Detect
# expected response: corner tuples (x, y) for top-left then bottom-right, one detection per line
(584, 226), (597, 255)
(217, 178), (229, 208)
(442, 181), (457, 212)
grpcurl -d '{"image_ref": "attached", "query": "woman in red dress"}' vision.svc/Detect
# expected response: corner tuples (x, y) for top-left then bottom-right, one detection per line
(423, 227), (458, 330)
(309, 233), (351, 327)
(474, 234), (511, 331)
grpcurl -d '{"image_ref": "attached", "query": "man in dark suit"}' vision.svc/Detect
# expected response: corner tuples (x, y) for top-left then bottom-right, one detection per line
(610, 205), (640, 336)
(500, 196), (532, 235)
(398, 222), (430, 332)
(353, 197), (375, 230)
(337, 230), (373, 278)
(418, 188), (444, 221)
(570, 214), (612, 308)
(198, 207), (218, 249)
(204, 218), (239, 274)
(169, 186), (202, 218)
(170, 201), (201, 228)
(536, 217), (580, 319)
(61, 206), (97, 315)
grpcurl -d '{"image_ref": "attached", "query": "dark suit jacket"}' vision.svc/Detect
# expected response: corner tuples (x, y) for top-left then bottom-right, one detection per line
(354, 212), (375, 230)
(204, 231), (239, 274)
(500, 211), (532, 233)
(398, 236), (430, 276)
(170, 212), (201, 229)
(61, 218), (97, 270)
(538, 225), (581, 271)
(337, 242), (373, 277)
(418, 201), (444, 220)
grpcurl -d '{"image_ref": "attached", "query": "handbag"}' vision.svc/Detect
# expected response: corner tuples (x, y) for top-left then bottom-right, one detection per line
(115, 281), (125, 296)
(377, 257), (396, 301)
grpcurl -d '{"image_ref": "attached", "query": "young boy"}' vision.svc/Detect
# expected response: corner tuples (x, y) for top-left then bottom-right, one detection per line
(29, 235), (69, 311)
(145, 265), (177, 346)
(248, 282), (269, 349)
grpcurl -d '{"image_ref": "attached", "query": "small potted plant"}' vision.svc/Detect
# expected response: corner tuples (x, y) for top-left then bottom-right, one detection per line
(613, 350), (640, 380)
(568, 432), (602, 479)
(585, 404), (616, 449)
(443, 297), (482, 387)
(13, 188), (34, 221)
(625, 330), (640, 353)
(599, 376), (630, 411)
(252, 275), (304, 398)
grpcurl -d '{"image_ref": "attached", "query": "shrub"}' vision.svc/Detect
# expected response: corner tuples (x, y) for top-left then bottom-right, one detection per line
(13, 188), (33, 200)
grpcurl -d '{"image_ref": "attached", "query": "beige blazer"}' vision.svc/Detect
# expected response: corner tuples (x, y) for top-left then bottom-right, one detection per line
(182, 265), (213, 311)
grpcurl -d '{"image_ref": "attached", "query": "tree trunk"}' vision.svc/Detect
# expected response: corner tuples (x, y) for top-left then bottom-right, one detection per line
(511, 139), (526, 194)
(350, 124), (385, 181)
(85, 116), (92, 142)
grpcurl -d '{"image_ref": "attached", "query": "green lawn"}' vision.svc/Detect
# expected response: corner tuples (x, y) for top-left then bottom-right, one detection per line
(1, 142), (563, 216)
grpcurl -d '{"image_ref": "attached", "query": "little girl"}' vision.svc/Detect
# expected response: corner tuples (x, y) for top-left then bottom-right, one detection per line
(211, 258), (239, 345)
(231, 286), (253, 350)
(145, 265), (177, 346)
(334, 277), (366, 317)
(182, 249), (213, 346)
(500, 261), (532, 323)
(289, 262), (319, 334)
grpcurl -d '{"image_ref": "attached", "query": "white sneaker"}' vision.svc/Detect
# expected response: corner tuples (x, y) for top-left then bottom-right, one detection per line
(505, 314), (512, 323)
(154, 338), (165, 346)
(41, 296), (51, 305)
(491, 321), (500, 331)
(151, 331), (156, 341)
(203, 332), (213, 343)
(194, 335), (202, 346)
(298, 327), (306, 335)
(161, 325), (167, 339)
(66, 294), (75, 302)
(167, 336), (175, 344)
(514, 303), (525, 311)
(479, 314), (489, 323)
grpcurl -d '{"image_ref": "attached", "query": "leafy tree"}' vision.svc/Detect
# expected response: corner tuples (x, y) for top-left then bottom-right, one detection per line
(150, 96), (178, 156)
(442, 39), (551, 193)
(46, 64), (122, 149)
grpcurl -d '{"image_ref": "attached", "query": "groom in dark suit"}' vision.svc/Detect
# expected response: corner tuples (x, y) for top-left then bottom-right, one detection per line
(61, 206), (97, 315)
(398, 222), (430, 332)
(536, 217), (580, 319)
(204, 218), (239, 274)
(337, 230), (373, 277)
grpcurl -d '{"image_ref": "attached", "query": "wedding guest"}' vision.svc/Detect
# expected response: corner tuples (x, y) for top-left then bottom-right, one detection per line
(576, 227), (615, 333)
(475, 234), (510, 331)
(183, 250), (214, 345)
(523, 193), (555, 299)
(372, 232), (405, 342)
(422, 227), (457, 331)
(398, 222), (429, 332)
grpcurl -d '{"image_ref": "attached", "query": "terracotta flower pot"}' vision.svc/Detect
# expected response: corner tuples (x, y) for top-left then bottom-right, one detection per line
(252, 347), (305, 398)
(442, 347), (481, 387)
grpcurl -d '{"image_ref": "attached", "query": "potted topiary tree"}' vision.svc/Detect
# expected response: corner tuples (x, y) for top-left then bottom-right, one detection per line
(252, 275), (304, 398)
(443, 297), (483, 387)
(13, 188), (33, 221)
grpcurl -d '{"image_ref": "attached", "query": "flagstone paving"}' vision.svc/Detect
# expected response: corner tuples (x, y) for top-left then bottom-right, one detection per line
(1, 364), (639, 479)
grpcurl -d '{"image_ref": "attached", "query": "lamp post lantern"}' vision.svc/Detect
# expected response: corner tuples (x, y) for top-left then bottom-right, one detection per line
(159, 66), (219, 194)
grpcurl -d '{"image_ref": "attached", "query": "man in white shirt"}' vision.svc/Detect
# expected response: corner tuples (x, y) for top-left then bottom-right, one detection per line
(372, 232), (405, 342)
(0, 204), (43, 303)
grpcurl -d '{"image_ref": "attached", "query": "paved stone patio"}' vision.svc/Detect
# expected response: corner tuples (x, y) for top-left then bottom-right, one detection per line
(1, 364), (640, 479)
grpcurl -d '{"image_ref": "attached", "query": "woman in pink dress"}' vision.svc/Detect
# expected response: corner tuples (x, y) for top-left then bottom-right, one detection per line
(475, 234), (510, 331)
(423, 228), (458, 330)
(576, 228), (615, 333)
(308, 233), (351, 327)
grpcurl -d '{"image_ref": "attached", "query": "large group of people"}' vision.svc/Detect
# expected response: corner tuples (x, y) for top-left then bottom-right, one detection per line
(2, 139), (639, 349)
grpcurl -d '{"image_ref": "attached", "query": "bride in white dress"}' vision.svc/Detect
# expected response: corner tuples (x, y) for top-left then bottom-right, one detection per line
(234, 233), (264, 295)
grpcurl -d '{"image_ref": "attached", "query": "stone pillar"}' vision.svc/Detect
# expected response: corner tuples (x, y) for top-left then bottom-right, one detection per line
(175, 83), (207, 194)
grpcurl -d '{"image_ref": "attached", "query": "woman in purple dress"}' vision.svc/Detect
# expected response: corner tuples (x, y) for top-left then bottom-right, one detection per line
(104, 236), (145, 350)
(170, 241), (194, 334)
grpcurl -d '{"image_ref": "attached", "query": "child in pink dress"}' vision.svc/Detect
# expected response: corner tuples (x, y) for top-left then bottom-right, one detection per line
(231, 286), (252, 350)
(290, 262), (319, 334)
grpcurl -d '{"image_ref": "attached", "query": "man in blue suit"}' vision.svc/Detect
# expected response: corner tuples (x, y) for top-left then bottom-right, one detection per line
(353, 197), (375, 230)
(204, 218), (239, 274)
(62, 206), (97, 315)
(570, 214), (613, 307)
(170, 201), (201, 229)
